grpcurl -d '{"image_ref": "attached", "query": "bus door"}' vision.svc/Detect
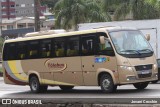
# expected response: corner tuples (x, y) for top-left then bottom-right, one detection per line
(94, 34), (118, 84)
(81, 35), (97, 85)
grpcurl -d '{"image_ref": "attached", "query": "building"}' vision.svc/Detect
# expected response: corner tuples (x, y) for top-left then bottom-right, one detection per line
(1, 0), (16, 19)
(0, 0), (47, 20)
(0, 0), (55, 37)
(15, 0), (46, 17)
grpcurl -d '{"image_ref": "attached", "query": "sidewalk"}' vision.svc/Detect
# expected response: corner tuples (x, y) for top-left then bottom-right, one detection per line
(0, 77), (3, 82)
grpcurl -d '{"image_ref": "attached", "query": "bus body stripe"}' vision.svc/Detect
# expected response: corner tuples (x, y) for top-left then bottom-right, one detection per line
(5, 69), (27, 85)
(4, 61), (27, 82)
(8, 61), (27, 81)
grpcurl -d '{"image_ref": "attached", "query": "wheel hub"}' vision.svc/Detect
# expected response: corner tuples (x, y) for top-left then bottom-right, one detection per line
(31, 80), (38, 91)
(102, 79), (110, 90)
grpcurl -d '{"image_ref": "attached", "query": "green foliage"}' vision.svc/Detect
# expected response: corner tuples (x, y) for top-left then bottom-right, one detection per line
(0, 37), (4, 53)
(54, 0), (110, 30)
(43, 0), (160, 30)
(41, 0), (58, 9)
(104, 0), (160, 20)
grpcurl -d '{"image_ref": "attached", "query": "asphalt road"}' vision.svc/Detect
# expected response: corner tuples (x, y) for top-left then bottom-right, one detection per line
(0, 77), (160, 99)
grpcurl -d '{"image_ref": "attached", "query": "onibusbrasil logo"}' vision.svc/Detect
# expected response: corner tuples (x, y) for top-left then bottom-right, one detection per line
(1, 99), (42, 105)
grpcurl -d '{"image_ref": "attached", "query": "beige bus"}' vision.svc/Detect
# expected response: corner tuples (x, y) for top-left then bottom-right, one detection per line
(2, 27), (158, 93)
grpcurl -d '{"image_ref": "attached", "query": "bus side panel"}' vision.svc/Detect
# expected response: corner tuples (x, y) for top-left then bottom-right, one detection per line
(3, 61), (28, 85)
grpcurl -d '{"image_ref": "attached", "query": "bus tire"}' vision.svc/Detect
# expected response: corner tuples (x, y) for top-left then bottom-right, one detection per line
(100, 74), (117, 93)
(151, 80), (158, 84)
(59, 86), (74, 91)
(133, 82), (149, 90)
(41, 85), (48, 92)
(29, 76), (48, 93)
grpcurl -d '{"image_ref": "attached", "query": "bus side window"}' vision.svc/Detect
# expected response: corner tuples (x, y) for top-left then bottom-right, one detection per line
(67, 37), (79, 57)
(98, 33), (115, 56)
(28, 41), (39, 59)
(4, 43), (17, 60)
(81, 35), (95, 56)
(40, 39), (51, 58)
(54, 38), (65, 57)
(17, 42), (27, 59)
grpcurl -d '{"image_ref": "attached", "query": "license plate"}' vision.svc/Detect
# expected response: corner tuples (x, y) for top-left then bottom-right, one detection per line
(141, 70), (150, 74)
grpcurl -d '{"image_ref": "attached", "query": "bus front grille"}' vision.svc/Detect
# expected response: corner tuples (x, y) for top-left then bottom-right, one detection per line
(135, 64), (152, 71)
(135, 64), (152, 78)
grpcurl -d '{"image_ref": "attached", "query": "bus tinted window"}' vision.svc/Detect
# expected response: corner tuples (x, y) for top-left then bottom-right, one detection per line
(55, 38), (65, 57)
(5, 43), (17, 60)
(97, 33), (115, 56)
(17, 42), (27, 59)
(40, 39), (52, 58)
(67, 37), (79, 56)
(81, 35), (95, 55)
(28, 41), (39, 59)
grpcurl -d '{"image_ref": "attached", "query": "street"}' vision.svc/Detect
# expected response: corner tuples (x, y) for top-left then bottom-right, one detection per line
(0, 77), (160, 99)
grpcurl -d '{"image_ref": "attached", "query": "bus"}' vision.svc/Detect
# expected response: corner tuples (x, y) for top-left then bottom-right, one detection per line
(2, 27), (158, 93)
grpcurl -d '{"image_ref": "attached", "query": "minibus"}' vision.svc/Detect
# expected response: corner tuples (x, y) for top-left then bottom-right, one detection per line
(2, 27), (158, 93)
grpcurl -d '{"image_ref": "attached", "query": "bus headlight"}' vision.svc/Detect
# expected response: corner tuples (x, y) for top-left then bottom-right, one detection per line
(153, 64), (157, 70)
(120, 66), (133, 71)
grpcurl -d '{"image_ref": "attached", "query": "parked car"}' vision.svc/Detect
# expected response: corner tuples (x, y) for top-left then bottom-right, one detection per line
(152, 59), (160, 83)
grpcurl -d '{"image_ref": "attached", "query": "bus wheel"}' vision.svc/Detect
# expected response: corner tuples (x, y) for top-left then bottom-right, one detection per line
(133, 82), (149, 90)
(151, 80), (158, 84)
(59, 86), (74, 91)
(100, 74), (117, 93)
(29, 76), (48, 93)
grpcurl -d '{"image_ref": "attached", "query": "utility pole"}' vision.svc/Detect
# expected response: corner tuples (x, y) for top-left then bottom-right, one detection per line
(34, 0), (40, 31)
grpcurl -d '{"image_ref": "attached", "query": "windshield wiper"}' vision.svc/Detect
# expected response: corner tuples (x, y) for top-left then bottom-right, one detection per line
(139, 49), (153, 53)
(120, 50), (141, 55)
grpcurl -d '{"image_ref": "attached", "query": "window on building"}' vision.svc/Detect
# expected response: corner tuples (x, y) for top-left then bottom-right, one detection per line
(10, 5), (15, 8)
(2, 5), (6, 9)
(21, 4), (25, 7)
(16, 4), (19, 7)
(67, 37), (79, 57)
(10, 11), (15, 15)
(7, 25), (13, 30)
(2, 11), (6, 15)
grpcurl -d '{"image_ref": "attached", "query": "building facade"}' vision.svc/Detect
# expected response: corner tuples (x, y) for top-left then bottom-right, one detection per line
(1, 0), (16, 19)
(15, 0), (46, 17)
(0, 0), (46, 19)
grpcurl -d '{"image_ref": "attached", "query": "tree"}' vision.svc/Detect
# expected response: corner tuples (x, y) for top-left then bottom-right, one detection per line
(54, 0), (110, 30)
(41, 0), (58, 10)
(102, 0), (160, 20)
(34, 0), (40, 31)
(0, 37), (4, 53)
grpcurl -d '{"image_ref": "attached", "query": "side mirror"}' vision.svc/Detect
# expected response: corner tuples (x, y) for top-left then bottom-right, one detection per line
(100, 36), (105, 44)
(145, 34), (150, 41)
(100, 36), (109, 44)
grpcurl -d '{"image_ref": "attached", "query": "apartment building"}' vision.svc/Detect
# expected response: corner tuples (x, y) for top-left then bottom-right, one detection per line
(0, 0), (46, 19)
(15, 0), (46, 17)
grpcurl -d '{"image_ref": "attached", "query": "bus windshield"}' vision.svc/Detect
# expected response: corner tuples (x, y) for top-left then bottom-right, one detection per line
(109, 30), (153, 57)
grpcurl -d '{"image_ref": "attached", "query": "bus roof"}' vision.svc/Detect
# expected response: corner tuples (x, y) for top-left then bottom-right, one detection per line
(4, 27), (137, 43)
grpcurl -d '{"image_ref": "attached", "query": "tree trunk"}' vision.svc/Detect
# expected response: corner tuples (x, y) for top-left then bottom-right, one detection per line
(34, 0), (40, 31)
